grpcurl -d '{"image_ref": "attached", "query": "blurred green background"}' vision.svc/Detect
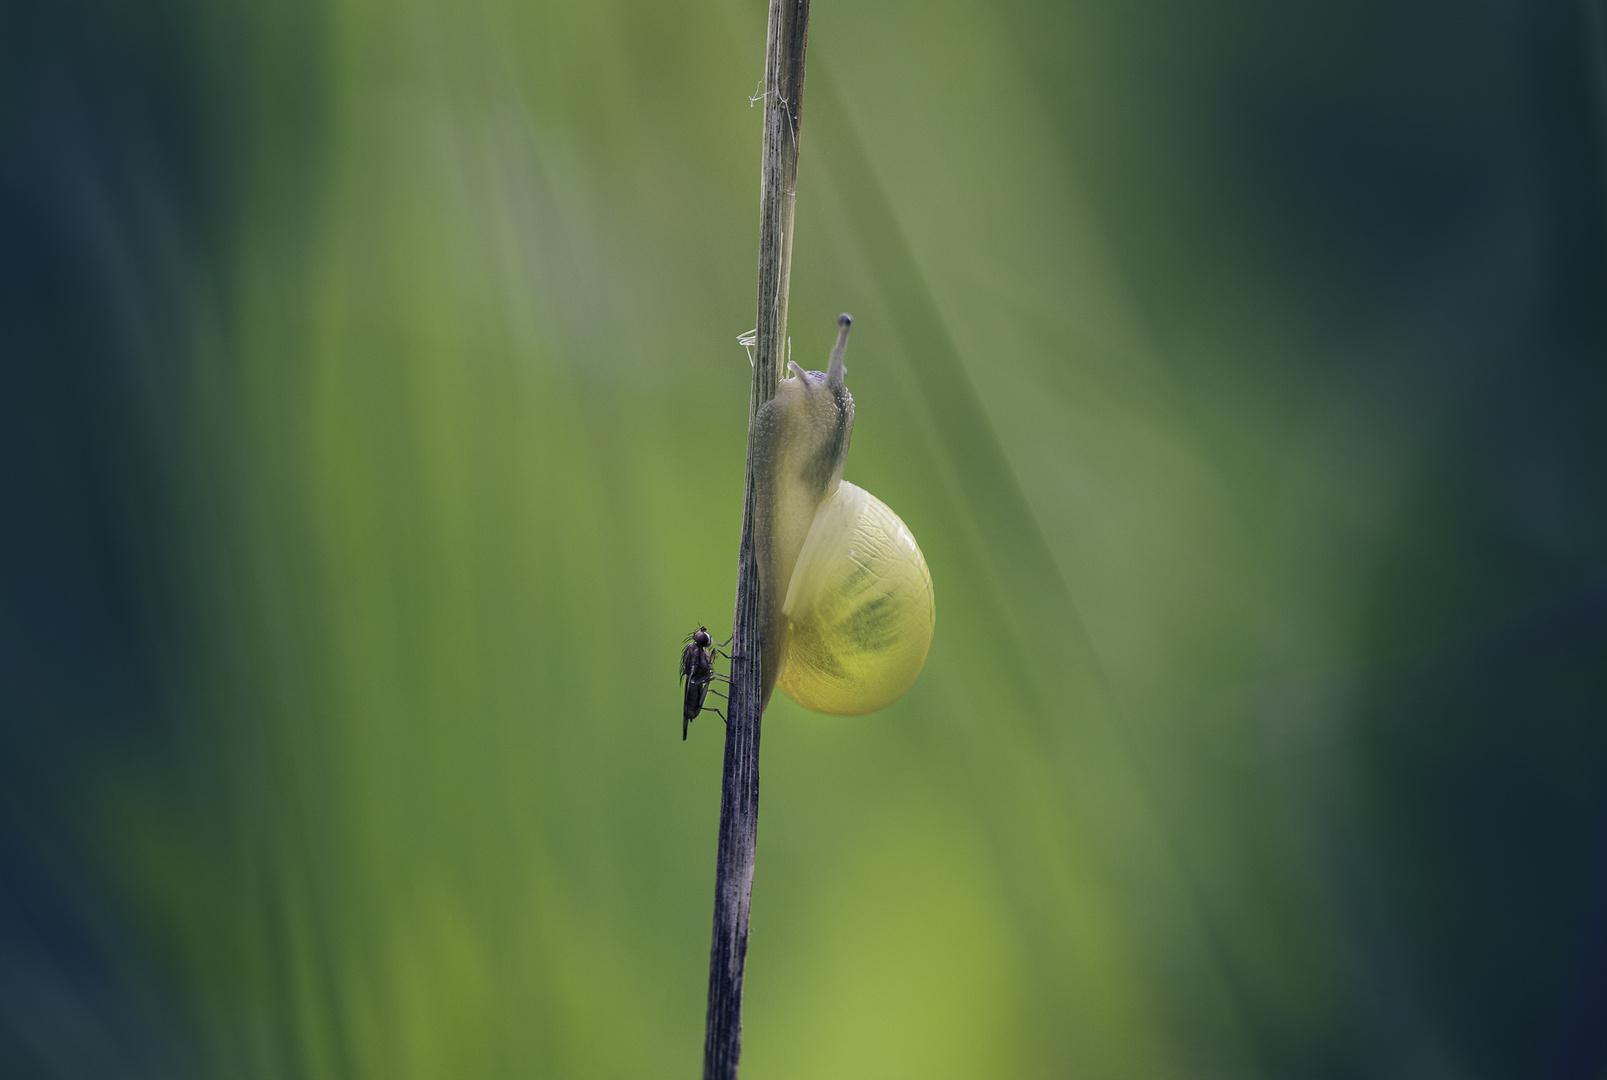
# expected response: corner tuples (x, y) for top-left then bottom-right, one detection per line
(4, 0), (1606, 1076)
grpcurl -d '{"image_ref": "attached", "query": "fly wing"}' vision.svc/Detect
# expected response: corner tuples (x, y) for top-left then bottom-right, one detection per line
(679, 640), (699, 683)
(683, 673), (710, 740)
(684, 672), (709, 721)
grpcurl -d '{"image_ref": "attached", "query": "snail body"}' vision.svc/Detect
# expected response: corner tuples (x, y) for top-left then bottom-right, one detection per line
(752, 315), (935, 715)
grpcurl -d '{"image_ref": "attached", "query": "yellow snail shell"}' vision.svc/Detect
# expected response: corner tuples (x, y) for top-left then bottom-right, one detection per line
(752, 315), (935, 715)
(777, 480), (935, 715)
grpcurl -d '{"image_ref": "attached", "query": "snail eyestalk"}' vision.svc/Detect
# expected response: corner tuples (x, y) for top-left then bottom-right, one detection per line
(826, 312), (851, 388)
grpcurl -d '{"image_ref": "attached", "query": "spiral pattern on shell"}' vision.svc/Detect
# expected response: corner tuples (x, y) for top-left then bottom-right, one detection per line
(777, 481), (935, 715)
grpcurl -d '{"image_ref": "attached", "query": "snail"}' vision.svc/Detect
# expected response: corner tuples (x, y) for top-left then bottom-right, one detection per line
(752, 314), (935, 716)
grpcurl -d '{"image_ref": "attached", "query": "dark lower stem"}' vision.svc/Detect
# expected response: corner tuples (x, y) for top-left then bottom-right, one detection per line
(702, 0), (812, 1076)
(702, 476), (763, 1077)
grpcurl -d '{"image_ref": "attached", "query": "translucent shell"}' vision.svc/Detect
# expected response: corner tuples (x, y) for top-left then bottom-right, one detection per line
(777, 481), (936, 716)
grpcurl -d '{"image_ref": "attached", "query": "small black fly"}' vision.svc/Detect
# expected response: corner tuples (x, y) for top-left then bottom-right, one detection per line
(680, 625), (731, 740)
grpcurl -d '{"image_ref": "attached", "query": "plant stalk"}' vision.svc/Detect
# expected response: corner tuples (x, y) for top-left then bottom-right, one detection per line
(703, 0), (811, 1076)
